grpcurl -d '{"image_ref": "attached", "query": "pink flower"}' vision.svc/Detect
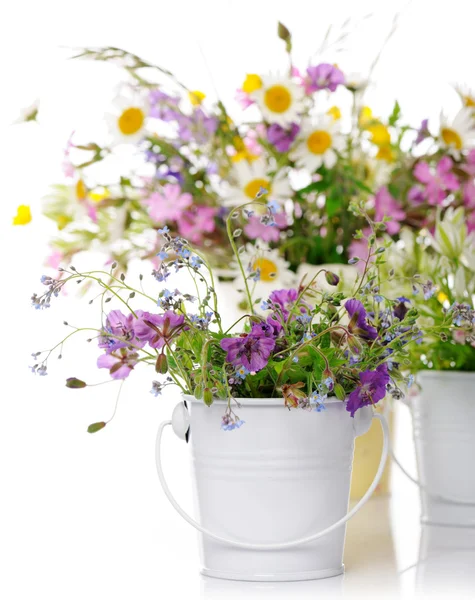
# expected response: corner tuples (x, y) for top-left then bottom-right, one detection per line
(145, 184), (192, 223)
(134, 310), (185, 350)
(235, 89), (254, 110)
(178, 206), (217, 244)
(244, 212), (288, 242)
(463, 182), (475, 208)
(411, 157), (459, 205)
(97, 348), (138, 379)
(46, 250), (63, 269)
(374, 187), (405, 235)
(464, 149), (475, 177)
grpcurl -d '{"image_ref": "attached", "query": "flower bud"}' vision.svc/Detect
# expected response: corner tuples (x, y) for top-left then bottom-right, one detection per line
(155, 352), (168, 374)
(347, 335), (363, 354)
(325, 271), (340, 286)
(334, 383), (346, 401)
(203, 388), (214, 406)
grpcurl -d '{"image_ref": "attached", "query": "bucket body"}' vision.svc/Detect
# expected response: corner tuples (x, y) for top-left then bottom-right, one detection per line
(414, 371), (475, 526)
(187, 397), (360, 582)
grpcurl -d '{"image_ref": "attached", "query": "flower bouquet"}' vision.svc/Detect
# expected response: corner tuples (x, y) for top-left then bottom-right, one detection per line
(30, 196), (421, 579)
(383, 207), (475, 526)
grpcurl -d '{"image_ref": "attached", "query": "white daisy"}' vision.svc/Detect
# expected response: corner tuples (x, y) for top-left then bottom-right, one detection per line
(290, 116), (345, 172)
(252, 75), (305, 127)
(455, 84), (475, 109)
(106, 94), (149, 145)
(439, 108), (475, 156)
(232, 243), (294, 304)
(223, 158), (292, 207)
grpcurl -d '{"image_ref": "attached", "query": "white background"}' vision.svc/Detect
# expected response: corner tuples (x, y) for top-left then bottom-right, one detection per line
(1, 1), (475, 598)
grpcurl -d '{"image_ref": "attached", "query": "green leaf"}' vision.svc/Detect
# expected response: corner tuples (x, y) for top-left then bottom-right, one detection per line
(66, 377), (87, 389)
(87, 421), (106, 433)
(297, 179), (331, 195)
(388, 101), (401, 127)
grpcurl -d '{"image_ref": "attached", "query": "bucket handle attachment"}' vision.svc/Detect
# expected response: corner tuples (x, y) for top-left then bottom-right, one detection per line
(155, 411), (389, 550)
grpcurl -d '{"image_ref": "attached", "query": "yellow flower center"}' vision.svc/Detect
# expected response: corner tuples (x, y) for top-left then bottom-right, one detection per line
(242, 74), (262, 93)
(264, 85), (292, 114)
(189, 90), (206, 106)
(232, 151), (259, 163)
(441, 127), (463, 150)
(327, 106), (341, 121)
(307, 130), (332, 154)
(75, 179), (87, 200)
(463, 95), (475, 108)
(252, 258), (278, 282)
(368, 123), (390, 147)
(244, 178), (271, 199)
(12, 205), (32, 226)
(117, 107), (145, 136)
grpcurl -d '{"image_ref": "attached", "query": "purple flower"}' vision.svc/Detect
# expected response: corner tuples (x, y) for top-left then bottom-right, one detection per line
(267, 123), (300, 152)
(393, 297), (411, 321)
(99, 310), (142, 352)
(220, 331), (275, 372)
(97, 348), (139, 380)
(345, 299), (378, 341)
(346, 364), (390, 417)
(410, 157), (460, 206)
(134, 310), (185, 349)
(148, 89), (181, 121)
(374, 187), (405, 235)
(305, 63), (345, 93)
(269, 288), (299, 313)
(415, 118), (430, 145)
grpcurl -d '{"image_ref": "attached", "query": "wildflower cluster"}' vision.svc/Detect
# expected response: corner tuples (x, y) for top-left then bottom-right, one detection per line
(30, 196), (421, 432)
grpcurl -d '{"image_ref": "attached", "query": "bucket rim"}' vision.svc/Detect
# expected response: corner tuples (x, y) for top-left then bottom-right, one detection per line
(417, 369), (475, 381)
(183, 394), (345, 406)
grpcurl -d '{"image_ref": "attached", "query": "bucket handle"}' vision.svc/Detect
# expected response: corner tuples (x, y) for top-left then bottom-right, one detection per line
(155, 412), (389, 550)
(390, 446), (475, 507)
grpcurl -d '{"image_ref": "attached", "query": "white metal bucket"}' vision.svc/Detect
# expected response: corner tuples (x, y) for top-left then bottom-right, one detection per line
(156, 397), (389, 582)
(413, 371), (475, 526)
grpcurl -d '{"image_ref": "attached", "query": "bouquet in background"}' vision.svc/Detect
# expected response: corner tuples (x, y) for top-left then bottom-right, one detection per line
(16, 23), (475, 303)
(384, 207), (475, 372)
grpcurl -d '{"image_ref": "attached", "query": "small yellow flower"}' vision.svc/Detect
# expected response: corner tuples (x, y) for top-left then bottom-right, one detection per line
(89, 188), (110, 203)
(75, 179), (87, 200)
(359, 106), (373, 128)
(368, 123), (391, 147)
(376, 145), (394, 162)
(327, 106), (341, 121)
(12, 205), (32, 225)
(242, 74), (262, 94)
(437, 291), (449, 304)
(188, 90), (206, 106)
